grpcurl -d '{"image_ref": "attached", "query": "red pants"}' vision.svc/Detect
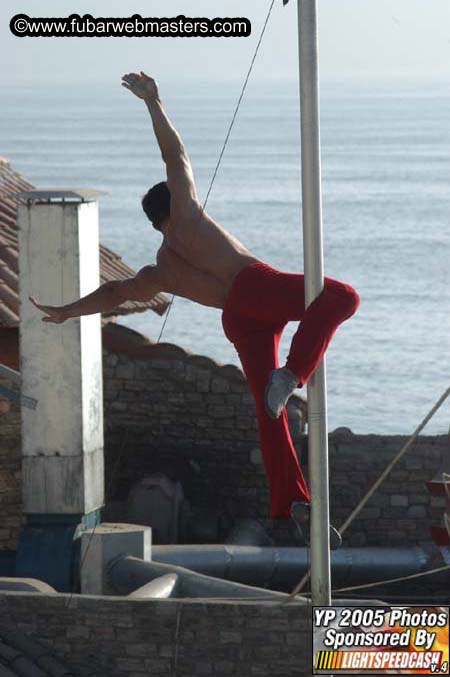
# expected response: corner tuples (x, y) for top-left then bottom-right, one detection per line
(221, 261), (360, 519)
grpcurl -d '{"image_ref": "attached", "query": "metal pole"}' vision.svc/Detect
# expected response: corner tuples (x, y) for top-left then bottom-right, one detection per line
(297, 0), (332, 606)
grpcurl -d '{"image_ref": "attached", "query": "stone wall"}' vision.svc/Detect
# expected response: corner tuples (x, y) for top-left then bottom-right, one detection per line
(0, 591), (312, 677)
(0, 397), (23, 550)
(0, 324), (447, 552)
(328, 430), (448, 547)
(100, 333), (448, 547)
(101, 324), (306, 449)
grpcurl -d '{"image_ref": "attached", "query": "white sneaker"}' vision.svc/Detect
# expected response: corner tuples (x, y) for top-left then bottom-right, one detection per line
(264, 367), (299, 419)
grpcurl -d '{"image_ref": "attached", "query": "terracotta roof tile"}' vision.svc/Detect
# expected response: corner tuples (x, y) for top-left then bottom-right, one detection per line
(0, 157), (170, 327)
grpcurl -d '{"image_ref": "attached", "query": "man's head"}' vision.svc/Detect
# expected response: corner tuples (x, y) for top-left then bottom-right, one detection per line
(142, 181), (171, 231)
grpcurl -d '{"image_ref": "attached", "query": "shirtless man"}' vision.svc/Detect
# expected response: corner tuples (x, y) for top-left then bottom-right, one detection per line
(31, 72), (360, 548)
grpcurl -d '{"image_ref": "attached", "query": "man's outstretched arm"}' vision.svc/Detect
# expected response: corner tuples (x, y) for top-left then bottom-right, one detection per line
(121, 71), (200, 220)
(30, 266), (161, 323)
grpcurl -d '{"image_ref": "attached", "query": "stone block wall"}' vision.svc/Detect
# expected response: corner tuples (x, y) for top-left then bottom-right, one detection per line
(0, 591), (312, 677)
(100, 336), (448, 547)
(101, 337), (306, 448)
(0, 398), (23, 550)
(328, 431), (448, 547)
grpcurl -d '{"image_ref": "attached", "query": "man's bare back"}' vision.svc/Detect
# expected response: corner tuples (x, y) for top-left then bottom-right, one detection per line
(155, 242), (228, 309)
(156, 213), (260, 309)
(163, 210), (259, 287)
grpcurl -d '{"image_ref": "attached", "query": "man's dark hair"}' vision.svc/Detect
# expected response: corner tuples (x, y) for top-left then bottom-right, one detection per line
(141, 181), (171, 230)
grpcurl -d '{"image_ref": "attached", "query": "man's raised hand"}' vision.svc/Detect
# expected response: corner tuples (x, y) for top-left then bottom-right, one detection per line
(29, 297), (68, 324)
(121, 72), (160, 101)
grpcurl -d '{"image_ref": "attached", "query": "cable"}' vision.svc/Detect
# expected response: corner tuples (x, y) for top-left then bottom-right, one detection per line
(330, 564), (450, 595)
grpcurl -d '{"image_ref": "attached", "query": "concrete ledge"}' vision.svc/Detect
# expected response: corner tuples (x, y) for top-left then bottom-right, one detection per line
(80, 523), (151, 596)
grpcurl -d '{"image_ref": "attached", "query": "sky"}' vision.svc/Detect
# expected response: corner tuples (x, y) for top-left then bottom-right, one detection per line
(1, 0), (450, 86)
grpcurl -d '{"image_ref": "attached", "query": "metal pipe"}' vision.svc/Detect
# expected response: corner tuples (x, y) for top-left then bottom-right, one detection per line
(108, 555), (294, 600)
(150, 545), (428, 592)
(107, 545), (427, 606)
(297, 0), (331, 606)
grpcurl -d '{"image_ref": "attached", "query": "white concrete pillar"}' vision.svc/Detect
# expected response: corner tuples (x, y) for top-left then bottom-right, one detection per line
(18, 190), (104, 515)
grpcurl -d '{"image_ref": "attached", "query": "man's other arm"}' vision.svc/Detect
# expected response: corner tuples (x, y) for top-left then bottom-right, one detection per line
(29, 266), (161, 323)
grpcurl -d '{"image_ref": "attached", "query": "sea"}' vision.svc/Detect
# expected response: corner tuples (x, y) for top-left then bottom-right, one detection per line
(1, 79), (449, 435)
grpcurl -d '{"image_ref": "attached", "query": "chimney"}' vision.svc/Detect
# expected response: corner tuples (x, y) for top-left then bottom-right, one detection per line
(15, 189), (105, 591)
